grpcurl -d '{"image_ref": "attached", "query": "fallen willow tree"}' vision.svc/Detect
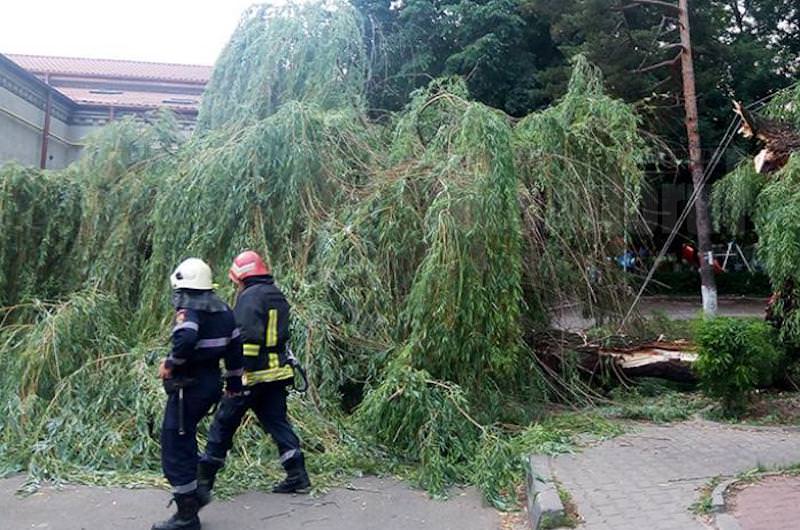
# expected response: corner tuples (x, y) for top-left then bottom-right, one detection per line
(713, 84), (800, 349)
(0, 1), (647, 508)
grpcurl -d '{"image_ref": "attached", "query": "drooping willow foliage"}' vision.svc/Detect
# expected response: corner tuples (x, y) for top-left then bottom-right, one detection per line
(197, 1), (367, 131)
(0, 163), (81, 306)
(712, 83), (800, 346)
(515, 58), (647, 325)
(0, 1), (649, 507)
(0, 111), (180, 311)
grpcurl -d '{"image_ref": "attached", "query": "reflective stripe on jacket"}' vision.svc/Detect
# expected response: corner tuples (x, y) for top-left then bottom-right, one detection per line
(234, 276), (293, 384)
(166, 305), (244, 385)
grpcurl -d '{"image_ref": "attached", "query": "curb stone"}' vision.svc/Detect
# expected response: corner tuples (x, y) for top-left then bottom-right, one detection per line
(709, 479), (742, 530)
(710, 479), (738, 513)
(526, 455), (566, 529)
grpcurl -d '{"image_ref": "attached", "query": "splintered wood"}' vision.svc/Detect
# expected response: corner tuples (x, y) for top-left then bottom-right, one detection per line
(733, 100), (800, 174)
(599, 340), (697, 382)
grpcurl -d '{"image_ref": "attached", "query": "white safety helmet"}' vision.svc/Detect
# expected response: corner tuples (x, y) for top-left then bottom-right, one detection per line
(170, 258), (214, 290)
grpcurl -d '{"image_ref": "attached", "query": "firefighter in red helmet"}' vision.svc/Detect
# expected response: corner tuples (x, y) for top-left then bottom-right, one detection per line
(197, 251), (310, 506)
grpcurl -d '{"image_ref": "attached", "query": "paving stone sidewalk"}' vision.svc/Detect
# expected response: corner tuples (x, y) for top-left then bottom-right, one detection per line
(540, 420), (800, 530)
(729, 475), (800, 530)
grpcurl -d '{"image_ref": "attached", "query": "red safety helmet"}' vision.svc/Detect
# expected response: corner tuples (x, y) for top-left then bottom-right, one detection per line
(229, 250), (271, 284)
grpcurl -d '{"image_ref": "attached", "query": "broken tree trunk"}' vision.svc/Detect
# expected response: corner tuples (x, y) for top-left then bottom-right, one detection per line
(532, 332), (697, 383)
(733, 100), (800, 174)
(598, 341), (697, 382)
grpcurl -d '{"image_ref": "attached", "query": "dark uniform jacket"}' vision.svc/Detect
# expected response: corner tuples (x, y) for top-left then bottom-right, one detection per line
(166, 290), (244, 392)
(234, 276), (293, 385)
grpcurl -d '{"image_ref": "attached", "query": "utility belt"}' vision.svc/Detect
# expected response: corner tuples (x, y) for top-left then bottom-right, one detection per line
(242, 344), (308, 392)
(162, 374), (222, 435)
(170, 358), (221, 379)
(162, 376), (197, 395)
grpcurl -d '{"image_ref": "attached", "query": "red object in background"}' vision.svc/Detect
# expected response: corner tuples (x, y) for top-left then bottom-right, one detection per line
(681, 243), (723, 274)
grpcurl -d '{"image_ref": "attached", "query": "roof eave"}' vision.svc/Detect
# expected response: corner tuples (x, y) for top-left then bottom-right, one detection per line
(0, 53), (76, 108)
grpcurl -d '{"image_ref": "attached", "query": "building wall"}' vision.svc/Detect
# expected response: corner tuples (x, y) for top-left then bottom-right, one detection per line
(0, 60), (82, 169)
(0, 85), (47, 166)
(1, 53), (204, 170)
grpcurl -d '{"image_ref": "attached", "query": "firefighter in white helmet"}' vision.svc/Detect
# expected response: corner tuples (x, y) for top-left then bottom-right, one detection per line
(152, 258), (244, 530)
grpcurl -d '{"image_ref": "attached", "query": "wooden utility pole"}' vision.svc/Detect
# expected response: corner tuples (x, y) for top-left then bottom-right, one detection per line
(678, 0), (717, 315)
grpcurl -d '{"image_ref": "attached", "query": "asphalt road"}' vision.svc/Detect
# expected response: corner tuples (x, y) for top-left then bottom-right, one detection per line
(552, 295), (766, 331)
(0, 475), (501, 530)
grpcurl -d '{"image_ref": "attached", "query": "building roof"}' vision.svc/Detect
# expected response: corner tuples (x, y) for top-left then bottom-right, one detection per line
(4, 53), (211, 113)
(0, 53), (74, 107)
(7, 53), (212, 84)
(57, 87), (201, 111)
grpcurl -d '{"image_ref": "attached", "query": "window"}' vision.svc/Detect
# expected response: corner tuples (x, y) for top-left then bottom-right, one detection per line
(162, 97), (198, 105)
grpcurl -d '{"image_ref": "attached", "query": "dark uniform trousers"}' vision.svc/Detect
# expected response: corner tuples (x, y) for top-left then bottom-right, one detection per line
(203, 379), (301, 467)
(161, 372), (223, 492)
(160, 293), (244, 494)
(201, 275), (303, 471)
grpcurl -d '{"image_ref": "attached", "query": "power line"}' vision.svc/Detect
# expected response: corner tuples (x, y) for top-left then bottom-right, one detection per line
(617, 90), (792, 329)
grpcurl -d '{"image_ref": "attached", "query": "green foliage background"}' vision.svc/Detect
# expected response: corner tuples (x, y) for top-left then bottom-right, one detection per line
(1, 0), (650, 508)
(357, 0), (798, 159)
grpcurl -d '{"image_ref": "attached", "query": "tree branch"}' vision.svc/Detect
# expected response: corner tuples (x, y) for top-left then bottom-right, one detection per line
(616, 0), (638, 49)
(728, 0), (745, 33)
(620, 0), (680, 11)
(635, 0), (681, 10)
(633, 52), (682, 73)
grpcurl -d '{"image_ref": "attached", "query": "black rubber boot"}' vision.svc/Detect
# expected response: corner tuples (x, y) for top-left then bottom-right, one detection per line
(272, 453), (311, 494)
(196, 461), (220, 508)
(151, 493), (201, 530)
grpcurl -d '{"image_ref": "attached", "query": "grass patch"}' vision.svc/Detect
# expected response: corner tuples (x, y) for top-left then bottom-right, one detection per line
(534, 481), (580, 529)
(691, 463), (800, 518)
(586, 312), (696, 347)
(516, 412), (625, 455)
(631, 311), (696, 342)
(593, 377), (709, 424)
(601, 388), (710, 423)
(733, 461), (800, 482)
(690, 475), (721, 515)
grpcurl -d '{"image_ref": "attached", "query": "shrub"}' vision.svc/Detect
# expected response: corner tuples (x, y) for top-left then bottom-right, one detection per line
(694, 317), (783, 416)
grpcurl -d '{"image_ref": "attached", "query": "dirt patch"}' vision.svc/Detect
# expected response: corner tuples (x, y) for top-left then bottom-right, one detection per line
(727, 474), (800, 530)
(500, 483), (532, 530)
(743, 392), (800, 424)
